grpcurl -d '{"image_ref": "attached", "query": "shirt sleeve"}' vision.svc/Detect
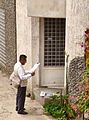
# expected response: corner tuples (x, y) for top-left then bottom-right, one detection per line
(18, 67), (32, 80)
(25, 70), (31, 74)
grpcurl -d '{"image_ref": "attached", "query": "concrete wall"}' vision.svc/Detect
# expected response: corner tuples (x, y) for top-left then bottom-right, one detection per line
(66, 0), (89, 64)
(16, 0), (89, 96)
(0, 0), (17, 74)
(27, 0), (66, 18)
(66, 0), (89, 95)
(31, 17), (40, 89)
(16, 0), (33, 93)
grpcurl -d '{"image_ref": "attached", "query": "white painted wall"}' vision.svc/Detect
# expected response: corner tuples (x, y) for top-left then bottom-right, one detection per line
(16, 0), (32, 93)
(27, 0), (66, 18)
(31, 17), (40, 88)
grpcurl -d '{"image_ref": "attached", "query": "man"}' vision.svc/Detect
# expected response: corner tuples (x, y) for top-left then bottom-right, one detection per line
(14, 54), (35, 115)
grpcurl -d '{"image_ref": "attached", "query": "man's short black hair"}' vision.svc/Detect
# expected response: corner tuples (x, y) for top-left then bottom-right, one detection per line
(19, 54), (27, 60)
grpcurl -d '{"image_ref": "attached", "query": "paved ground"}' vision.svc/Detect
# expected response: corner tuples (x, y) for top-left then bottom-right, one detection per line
(0, 71), (55, 120)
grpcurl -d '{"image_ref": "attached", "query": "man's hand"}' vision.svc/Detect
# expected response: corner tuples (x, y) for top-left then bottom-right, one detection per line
(31, 72), (35, 76)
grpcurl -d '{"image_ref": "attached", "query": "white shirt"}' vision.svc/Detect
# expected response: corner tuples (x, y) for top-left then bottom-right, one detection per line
(14, 62), (32, 81)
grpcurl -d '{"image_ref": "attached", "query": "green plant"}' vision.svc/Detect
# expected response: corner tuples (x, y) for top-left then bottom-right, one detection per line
(72, 64), (89, 118)
(31, 92), (35, 100)
(44, 95), (76, 120)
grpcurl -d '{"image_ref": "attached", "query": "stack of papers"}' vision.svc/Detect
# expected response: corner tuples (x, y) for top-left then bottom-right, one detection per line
(29, 62), (40, 73)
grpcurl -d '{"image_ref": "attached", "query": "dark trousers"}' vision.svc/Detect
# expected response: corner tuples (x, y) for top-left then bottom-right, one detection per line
(16, 86), (26, 112)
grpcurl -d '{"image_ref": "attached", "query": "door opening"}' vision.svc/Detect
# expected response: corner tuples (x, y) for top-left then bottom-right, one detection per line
(40, 18), (66, 87)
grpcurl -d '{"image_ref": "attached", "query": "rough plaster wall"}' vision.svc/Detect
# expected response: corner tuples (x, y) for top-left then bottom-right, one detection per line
(66, 0), (89, 95)
(66, 0), (89, 64)
(5, 0), (17, 74)
(16, 0), (32, 93)
(0, 0), (17, 74)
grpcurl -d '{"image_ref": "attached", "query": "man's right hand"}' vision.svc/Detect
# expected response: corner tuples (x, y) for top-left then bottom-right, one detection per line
(31, 72), (35, 76)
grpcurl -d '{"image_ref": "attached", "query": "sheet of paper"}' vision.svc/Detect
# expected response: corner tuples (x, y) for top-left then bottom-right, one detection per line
(29, 62), (40, 73)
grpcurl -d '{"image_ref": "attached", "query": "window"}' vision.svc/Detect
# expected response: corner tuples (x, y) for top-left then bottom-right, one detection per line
(44, 18), (65, 66)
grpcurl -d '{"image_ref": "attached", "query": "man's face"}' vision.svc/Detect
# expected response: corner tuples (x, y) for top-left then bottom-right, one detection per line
(20, 58), (27, 65)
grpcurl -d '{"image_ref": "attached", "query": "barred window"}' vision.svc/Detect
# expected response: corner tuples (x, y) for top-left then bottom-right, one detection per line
(44, 18), (65, 66)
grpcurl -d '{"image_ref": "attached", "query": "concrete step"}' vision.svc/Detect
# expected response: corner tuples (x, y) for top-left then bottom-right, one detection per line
(33, 87), (65, 105)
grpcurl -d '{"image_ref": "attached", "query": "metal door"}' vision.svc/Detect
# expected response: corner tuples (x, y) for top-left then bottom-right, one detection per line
(40, 18), (65, 87)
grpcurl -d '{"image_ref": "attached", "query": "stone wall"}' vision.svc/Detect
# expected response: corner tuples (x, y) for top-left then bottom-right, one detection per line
(68, 56), (85, 96)
(0, 0), (17, 74)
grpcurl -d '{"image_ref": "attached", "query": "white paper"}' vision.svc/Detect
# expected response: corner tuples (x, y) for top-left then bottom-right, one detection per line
(29, 62), (40, 73)
(40, 91), (46, 97)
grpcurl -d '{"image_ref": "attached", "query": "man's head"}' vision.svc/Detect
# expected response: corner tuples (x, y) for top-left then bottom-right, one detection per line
(19, 54), (27, 65)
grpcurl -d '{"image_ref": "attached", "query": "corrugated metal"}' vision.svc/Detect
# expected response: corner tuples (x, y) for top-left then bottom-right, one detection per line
(0, 9), (6, 65)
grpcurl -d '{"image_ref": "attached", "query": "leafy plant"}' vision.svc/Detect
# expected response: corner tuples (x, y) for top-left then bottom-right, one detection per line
(71, 65), (89, 118)
(44, 94), (77, 120)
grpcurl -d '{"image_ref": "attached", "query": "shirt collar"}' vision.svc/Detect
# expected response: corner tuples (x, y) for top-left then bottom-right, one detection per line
(18, 61), (22, 66)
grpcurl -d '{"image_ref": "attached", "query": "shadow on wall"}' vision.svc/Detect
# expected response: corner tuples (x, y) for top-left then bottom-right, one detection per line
(68, 56), (85, 96)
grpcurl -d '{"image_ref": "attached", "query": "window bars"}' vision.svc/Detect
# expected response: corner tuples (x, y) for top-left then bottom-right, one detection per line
(44, 18), (65, 66)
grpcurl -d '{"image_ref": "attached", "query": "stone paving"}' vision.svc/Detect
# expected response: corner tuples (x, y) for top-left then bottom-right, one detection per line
(0, 71), (55, 120)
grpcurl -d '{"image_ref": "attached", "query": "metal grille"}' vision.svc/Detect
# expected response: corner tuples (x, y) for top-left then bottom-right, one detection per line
(0, 9), (6, 65)
(44, 18), (65, 66)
